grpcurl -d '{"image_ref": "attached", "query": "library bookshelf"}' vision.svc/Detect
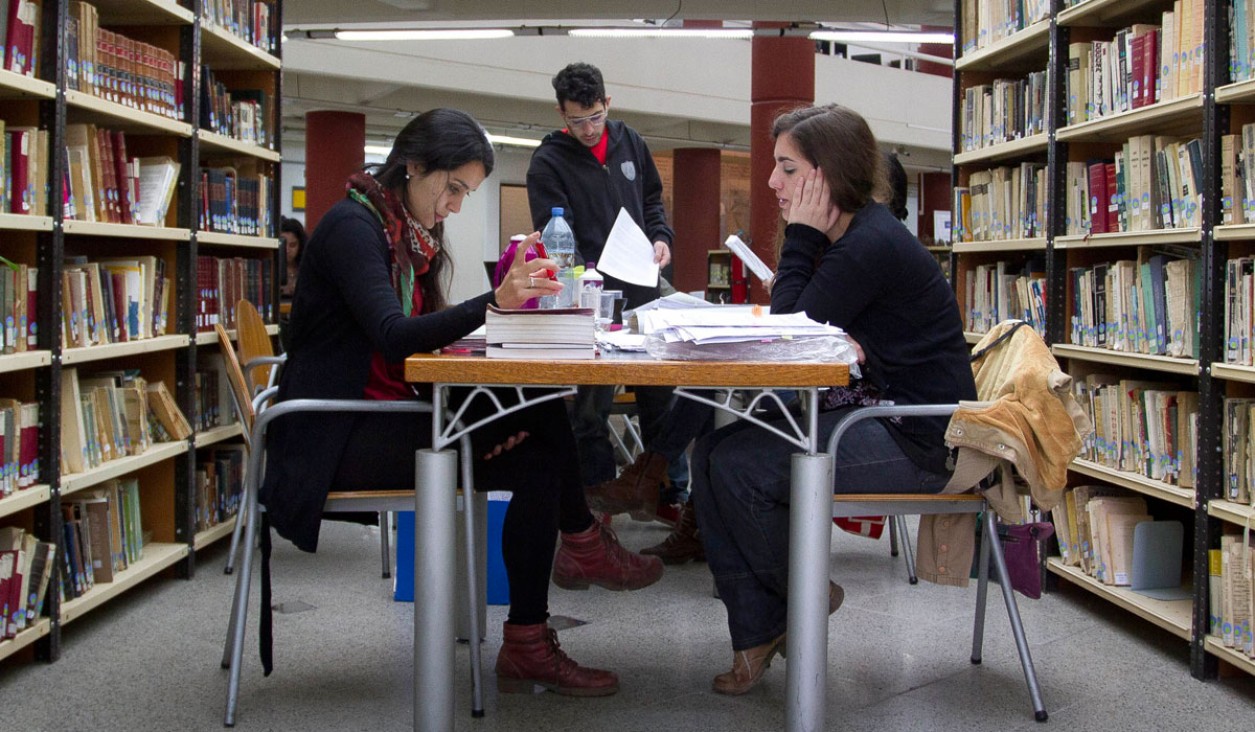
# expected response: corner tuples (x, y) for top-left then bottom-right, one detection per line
(0, 0), (280, 664)
(955, 0), (1255, 680)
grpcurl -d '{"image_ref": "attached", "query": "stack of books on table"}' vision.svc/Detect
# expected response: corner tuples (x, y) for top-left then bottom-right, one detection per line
(484, 305), (596, 360)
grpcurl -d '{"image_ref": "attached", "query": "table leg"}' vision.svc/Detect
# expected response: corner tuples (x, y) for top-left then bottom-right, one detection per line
(785, 451), (834, 732)
(415, 447), (457, 732)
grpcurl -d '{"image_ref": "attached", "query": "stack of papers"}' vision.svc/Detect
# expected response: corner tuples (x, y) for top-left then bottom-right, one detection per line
(636, 308), (844, 345)
(484, 305), (596, 359)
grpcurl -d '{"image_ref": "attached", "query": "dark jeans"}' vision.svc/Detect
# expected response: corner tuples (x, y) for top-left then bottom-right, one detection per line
(571, 383), (674, 486)
(332, 394), (592, 626)
(690, 406), (951, 650)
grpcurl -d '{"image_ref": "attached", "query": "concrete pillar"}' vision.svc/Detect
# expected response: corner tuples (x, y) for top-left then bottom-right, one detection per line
(750, 24), (815, 304)
(672, 147), (722, 294)
(305, 111), (365, 234)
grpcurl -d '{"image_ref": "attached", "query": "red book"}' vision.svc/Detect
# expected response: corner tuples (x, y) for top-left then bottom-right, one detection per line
(1143, 29), (1159, 107)
(111, 131), (133, 225)
(19, 405), (37, 488)
(1087, 162), (1107, 234)
(8, 130), (30, 214)
(1105, 163), (1119, 233)
(1130, 34), (1146, 109)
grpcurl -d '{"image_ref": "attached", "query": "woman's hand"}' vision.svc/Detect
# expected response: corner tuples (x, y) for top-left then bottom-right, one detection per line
(787, 169), (841, 235)
(845, 334), (866, 364)
(495, 231), (563, 308)
(483, 431), (529, 460)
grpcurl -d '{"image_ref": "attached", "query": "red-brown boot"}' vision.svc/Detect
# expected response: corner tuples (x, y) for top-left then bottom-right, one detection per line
(495, 622), (619, 697)
(584, 451), (669, 520)
(552, 522), (664, 591)
(641, 500), (705, 564)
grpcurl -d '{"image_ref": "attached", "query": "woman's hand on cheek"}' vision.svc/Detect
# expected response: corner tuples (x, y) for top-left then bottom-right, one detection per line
(787, 169), (841, 234)
(495, 231), (562, 308)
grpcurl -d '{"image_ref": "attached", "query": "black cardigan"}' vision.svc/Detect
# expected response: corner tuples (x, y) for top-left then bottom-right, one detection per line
(260, 198), (494, 551)
(525, 120), (674, 308)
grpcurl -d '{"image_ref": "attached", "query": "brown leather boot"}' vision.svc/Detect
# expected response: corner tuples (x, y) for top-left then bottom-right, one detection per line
(552, 522), (664, 591)
(712, 634), (786, 695)
(585, 451), (668, 520)
(641, 500), (705, 564)
(495, 622), (619, 697)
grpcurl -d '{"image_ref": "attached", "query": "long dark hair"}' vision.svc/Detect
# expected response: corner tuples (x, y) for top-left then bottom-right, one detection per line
(368, 108), (495, 312)
(770, 104), (886, 259)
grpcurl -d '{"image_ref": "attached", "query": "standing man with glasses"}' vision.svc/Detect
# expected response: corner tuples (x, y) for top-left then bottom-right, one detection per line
(527, 62), (683, 527)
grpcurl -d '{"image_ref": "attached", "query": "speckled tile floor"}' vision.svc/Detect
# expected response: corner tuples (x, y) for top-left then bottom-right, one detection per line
(1, 516), (1251, 732)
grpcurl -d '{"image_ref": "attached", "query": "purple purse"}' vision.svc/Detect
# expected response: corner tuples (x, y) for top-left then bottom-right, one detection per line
(994, 522), (1054, 600)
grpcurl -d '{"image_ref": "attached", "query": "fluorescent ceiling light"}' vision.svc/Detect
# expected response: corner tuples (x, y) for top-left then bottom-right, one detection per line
(364, 144), (392, 156)
(810, 30), (954, 44)
(335, 28), (514, 41)
(487, 134), (541, 148)
(569, 28), (753, 39)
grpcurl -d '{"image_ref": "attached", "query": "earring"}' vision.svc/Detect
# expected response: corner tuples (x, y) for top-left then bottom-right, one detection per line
(405, 172), (411, 180)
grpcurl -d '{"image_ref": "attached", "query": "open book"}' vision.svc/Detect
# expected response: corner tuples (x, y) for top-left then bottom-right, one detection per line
(724, 234), (774, 283)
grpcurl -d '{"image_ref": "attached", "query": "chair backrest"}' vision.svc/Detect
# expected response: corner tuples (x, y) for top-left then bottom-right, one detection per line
(236, 299), (275, 392)
(216, 323), (256, 439)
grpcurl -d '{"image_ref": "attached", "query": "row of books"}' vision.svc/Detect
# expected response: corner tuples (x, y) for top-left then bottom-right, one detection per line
(1, 0), (41, 78)
(194, 445), (243, 535)
(958, 71), (1048, 153)
(2, 122), (47, 216)
(66, 2), (184, 121)
(0, 527), (54, 641)
(1051, 487), (1169, 588)
(59, 368), (191, 477)
(952, 162), (1046, 243)
(1209, 535), (1254, 657)
(1067, 254), (1200, 358)
(1063, 136), (1203, 236)
(62, 255), (171, 348)
(0, 398), (38, 497)
(1065, 8), (1205, 128)
(0, 257), (36, 354)
(65, 123), (181, 227)
(958, 0), (1050, 53)
(193, 351), (235, 433)
(1072, 373), (1198, 486)
(200, 0), (279, 55)
(195, 254), (275, 332)
(200, 67), (273, 149)
(962, 261), (1046, 337)
(1219, 125), (1255, 226)
(199, 165), (272, 236)
(1222, 396), (1255, 503)
(1230, 0), (1255, 85)
(60, 478), (144, 600)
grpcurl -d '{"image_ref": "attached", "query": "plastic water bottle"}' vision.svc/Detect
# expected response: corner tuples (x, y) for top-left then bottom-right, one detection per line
(578, 262), (604, 310)
(540, 207), (578, 308)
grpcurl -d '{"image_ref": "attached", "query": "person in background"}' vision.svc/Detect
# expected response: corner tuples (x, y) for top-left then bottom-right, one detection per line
(691, 104), (975, 695)
(526, 61), (681, 525)
(279, 216), (307, 298)
(884, 151), (910, 224)
(263, 108), (662, 698)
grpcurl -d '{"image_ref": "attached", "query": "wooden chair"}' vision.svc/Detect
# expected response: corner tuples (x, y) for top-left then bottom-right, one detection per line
(213, 324), (486, 726)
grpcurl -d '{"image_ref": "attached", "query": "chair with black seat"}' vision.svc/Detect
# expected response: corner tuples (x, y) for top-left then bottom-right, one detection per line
(826, 320), (1090, 723)
(214, 324), (486, 726)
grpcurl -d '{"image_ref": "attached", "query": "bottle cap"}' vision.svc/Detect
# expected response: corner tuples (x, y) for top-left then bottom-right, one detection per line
(551, 206), (564, 217)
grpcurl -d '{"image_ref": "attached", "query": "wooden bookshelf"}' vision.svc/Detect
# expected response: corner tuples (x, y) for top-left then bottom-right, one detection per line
(1047, 559), (1193, 639)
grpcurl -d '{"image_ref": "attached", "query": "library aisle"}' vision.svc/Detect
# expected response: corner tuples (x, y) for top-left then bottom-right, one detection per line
(0, 517), (1250, 731)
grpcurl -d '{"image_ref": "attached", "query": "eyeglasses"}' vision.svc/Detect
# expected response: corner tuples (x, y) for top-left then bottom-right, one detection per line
(565, 110), (607, 129)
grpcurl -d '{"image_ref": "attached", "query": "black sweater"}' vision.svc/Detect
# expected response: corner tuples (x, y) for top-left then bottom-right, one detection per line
(526, 120), (674, 307)
(771, 203), (976, 473)
(260, 198), (494, 551)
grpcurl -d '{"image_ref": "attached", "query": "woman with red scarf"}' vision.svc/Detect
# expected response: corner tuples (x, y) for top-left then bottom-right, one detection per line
(262, 109), (662, 696)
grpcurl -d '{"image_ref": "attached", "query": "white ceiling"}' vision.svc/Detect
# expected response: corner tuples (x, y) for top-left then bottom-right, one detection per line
(278, 1), (956, 172)
(282, 0), (955, 27)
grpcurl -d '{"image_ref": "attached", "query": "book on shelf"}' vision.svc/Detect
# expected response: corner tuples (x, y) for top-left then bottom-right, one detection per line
(146, 380), (192, 441)
(135, 157), (179, 227)
(484, 304), (596, 360)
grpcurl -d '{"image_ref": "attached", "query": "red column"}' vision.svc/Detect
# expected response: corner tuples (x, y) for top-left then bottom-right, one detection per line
(305, 111), (365, 234)
(671, 147), (722, 294)
(750, 24), (814, 304)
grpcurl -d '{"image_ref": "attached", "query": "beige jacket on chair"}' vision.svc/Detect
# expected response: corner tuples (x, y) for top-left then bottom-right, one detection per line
(915, 320), (1093, 587)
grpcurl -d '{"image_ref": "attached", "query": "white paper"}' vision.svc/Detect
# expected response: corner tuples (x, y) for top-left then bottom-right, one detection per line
(596, 208), (660, 287)
(724, 234), (774, 282)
